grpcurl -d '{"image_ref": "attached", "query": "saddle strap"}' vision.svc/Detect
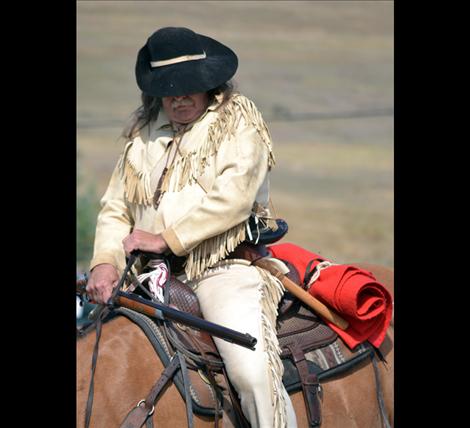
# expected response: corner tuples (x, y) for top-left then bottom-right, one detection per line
(177, 351), (195, 428)
(287, 343), (322, 428)
(119, 355), (181, 428)
(202, 369), (222, 428)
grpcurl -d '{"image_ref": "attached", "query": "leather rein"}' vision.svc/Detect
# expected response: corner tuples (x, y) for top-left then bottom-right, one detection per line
(83, 252), (155, 428)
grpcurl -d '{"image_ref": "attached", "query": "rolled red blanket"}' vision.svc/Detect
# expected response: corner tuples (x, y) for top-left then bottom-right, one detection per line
(268, 242), (393, 349)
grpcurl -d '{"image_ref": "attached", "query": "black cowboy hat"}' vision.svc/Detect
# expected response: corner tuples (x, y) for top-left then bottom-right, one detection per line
(135, 27), (238, 97)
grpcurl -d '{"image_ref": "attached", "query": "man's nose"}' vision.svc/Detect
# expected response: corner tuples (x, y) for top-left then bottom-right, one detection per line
(173, 96), (186, 101)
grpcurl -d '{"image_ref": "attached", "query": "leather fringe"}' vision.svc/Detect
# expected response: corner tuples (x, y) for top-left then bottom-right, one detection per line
(255, 266), (287, 428)
(118, 141), (153, 206)
(162, 93), (276, 195)
(118, 94), (274, 207)
(184, 221), (247, 281)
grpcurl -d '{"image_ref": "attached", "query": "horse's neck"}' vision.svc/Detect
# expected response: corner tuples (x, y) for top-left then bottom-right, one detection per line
(76, 316), (203, 427)
(77, 316), (163, 425)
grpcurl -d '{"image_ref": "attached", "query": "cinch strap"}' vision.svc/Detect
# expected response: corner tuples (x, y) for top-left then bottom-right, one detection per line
(150, 52), (206, 68)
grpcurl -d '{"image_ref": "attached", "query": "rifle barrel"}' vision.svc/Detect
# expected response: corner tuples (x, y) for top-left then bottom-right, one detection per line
(115, 290), (257, 351)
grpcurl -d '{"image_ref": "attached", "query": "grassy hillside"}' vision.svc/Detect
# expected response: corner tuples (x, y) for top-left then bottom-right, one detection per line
(77, 1), (393, 270)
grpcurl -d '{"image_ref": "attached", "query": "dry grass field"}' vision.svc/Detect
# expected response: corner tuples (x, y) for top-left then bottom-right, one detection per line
(77, 1), (393, 270)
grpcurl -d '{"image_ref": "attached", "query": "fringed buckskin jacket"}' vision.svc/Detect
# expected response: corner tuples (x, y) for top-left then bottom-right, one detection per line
(90, 93), (275, 280)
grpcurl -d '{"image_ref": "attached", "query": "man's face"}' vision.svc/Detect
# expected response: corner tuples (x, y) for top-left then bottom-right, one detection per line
(162, 92), (209, 125)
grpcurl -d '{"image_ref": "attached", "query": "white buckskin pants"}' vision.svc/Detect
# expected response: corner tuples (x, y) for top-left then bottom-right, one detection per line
(188, 261), (298, 428)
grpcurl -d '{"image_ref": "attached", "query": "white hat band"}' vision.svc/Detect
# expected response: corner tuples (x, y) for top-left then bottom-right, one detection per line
(150, 52), (207, 68)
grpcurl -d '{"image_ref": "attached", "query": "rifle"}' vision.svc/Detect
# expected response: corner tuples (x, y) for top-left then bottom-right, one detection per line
(76, 254), (257, 351)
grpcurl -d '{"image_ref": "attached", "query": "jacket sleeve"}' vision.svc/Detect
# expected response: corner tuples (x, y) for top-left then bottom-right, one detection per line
(161, 117), (270, 256)
(89, 161), (134, 271)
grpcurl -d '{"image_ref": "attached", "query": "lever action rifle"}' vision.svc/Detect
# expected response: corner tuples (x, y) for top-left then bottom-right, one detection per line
(76, 252), (257, 351)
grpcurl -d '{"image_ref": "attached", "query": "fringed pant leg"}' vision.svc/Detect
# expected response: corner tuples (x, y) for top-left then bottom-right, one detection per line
(191, 262), (298, 428)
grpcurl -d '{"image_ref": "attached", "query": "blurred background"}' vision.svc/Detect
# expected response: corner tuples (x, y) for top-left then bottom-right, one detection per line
(77, 0), (393, 273)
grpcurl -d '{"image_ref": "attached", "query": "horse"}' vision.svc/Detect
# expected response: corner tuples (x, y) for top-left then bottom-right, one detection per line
(77, 263), (394, 427)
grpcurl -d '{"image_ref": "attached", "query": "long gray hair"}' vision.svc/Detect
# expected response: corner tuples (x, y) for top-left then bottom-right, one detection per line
(123, 81), (236, 140)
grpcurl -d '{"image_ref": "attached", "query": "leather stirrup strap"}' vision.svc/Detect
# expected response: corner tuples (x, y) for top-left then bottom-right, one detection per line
(119, 355), (181, 428)
(287, 343), (322, 427)
(202, 368), (224, 428)
(177, 350), (194, 428)
(140, 351), (193, 428)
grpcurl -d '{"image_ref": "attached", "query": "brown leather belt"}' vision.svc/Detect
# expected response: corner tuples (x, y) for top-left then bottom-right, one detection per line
(167, 242), (270, 276)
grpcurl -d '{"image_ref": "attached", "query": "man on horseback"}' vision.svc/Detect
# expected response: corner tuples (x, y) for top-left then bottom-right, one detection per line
(86, 27), (298, 427)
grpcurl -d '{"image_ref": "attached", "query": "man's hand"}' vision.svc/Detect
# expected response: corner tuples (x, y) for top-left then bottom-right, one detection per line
(86, 263), (120, 304)
(122, 229), (169, 256)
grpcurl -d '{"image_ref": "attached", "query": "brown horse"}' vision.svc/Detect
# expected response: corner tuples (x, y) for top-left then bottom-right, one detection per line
(77, 263), (394, 427)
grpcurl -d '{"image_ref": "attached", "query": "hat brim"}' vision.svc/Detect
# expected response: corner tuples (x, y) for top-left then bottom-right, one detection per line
(136, 34), (238, 97)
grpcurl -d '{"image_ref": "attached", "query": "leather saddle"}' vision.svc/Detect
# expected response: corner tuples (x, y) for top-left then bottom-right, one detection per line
(127, 257), (373, 428)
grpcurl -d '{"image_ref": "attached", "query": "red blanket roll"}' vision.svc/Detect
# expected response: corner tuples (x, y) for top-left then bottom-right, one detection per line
(268, 242), (393, 349)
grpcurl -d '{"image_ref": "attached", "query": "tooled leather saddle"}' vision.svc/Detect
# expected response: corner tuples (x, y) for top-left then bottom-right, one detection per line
(115, 251), (375, 428)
